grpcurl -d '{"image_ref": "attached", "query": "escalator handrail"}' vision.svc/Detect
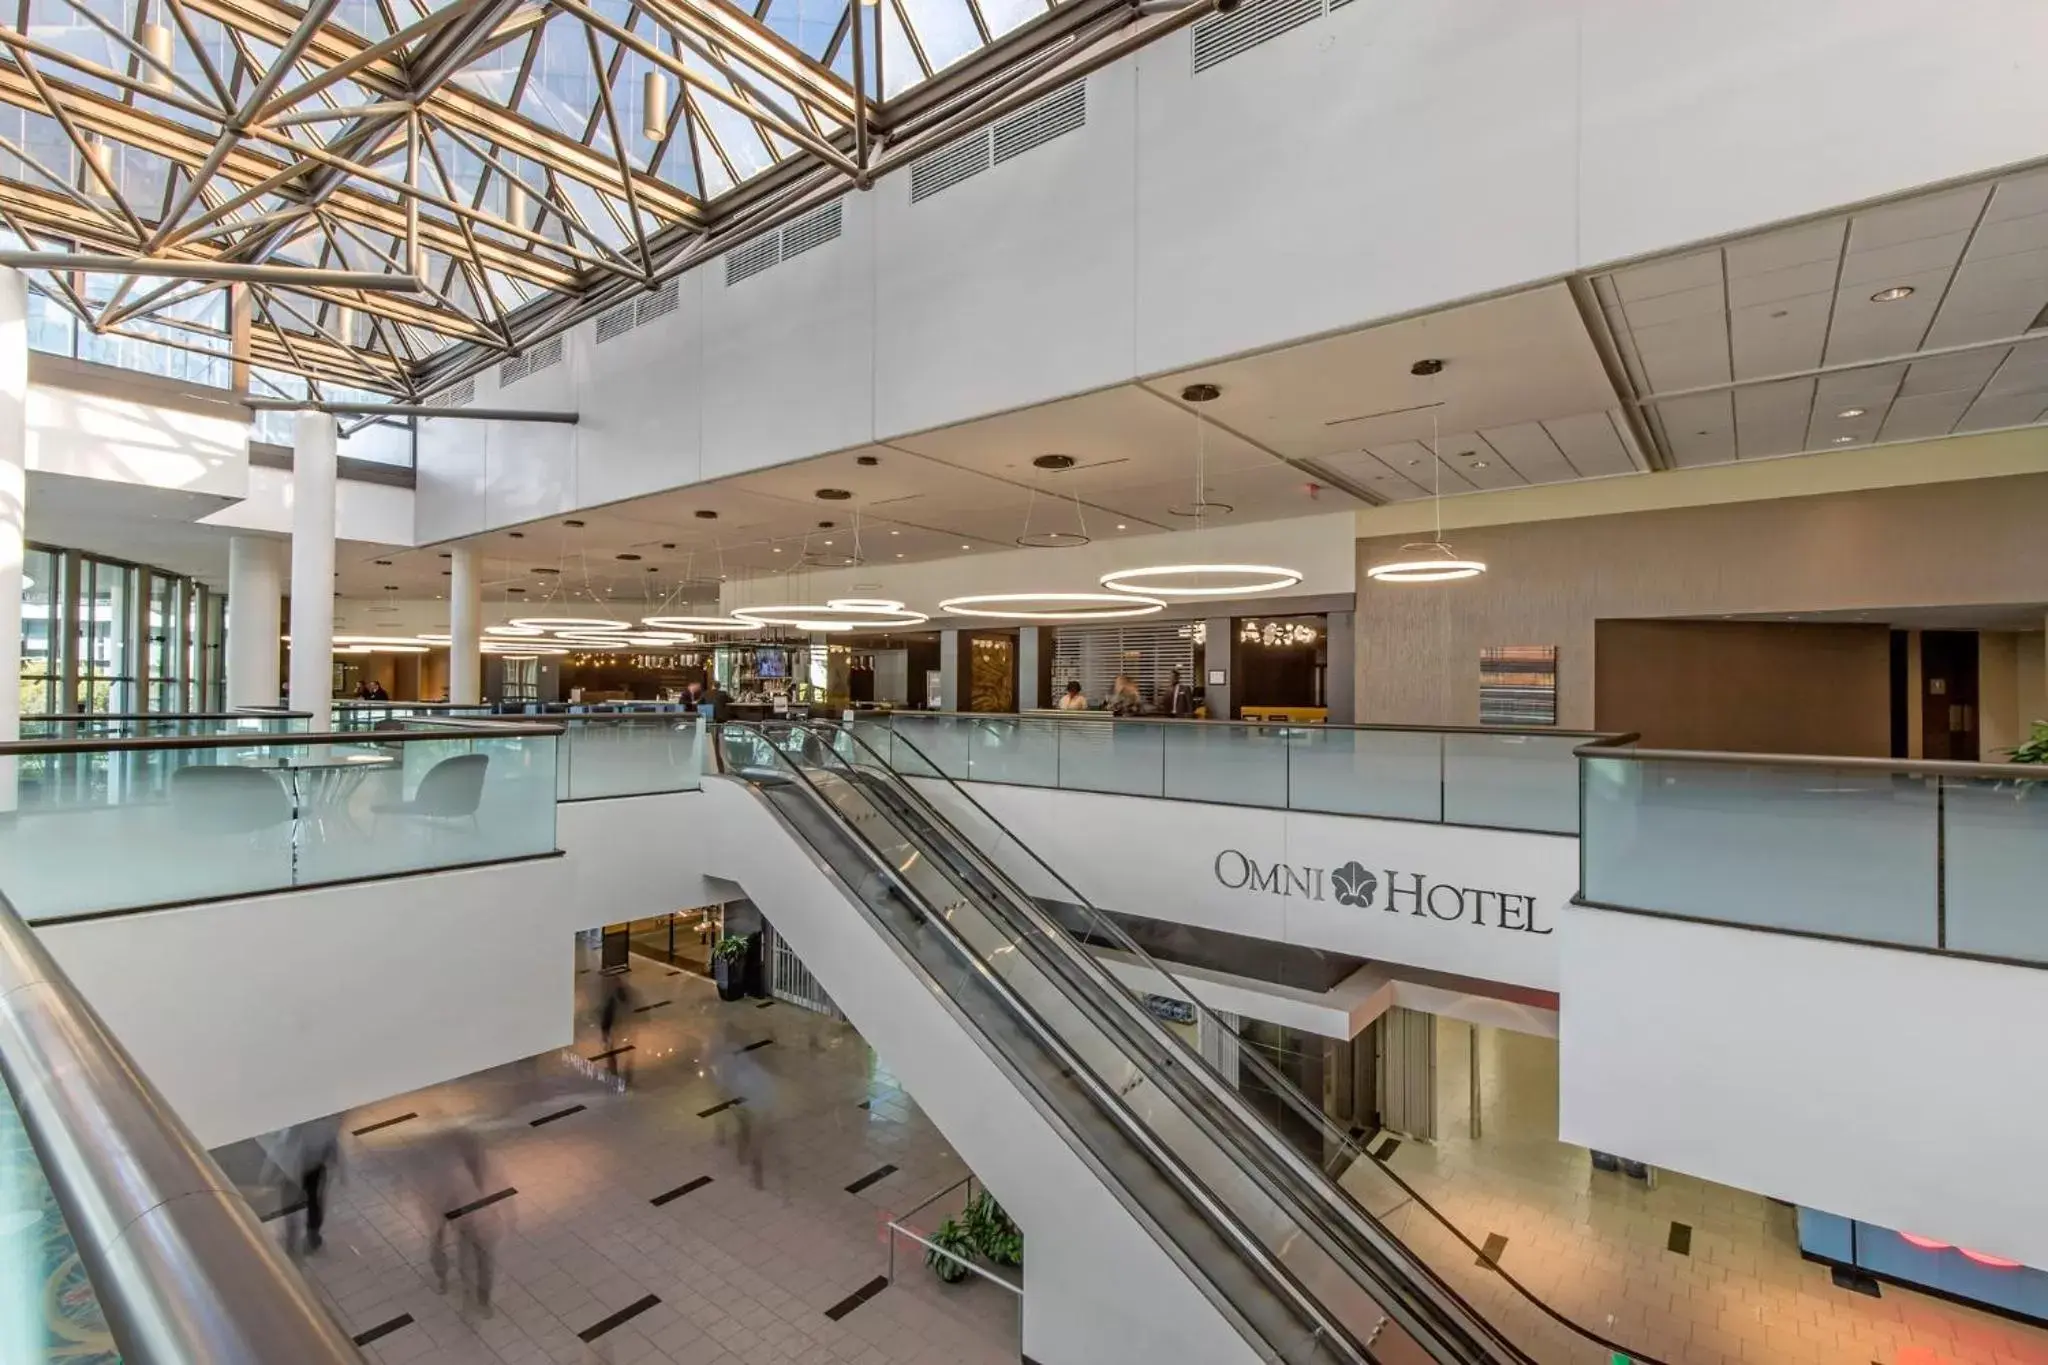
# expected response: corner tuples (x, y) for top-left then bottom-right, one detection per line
(710, 723), (1375, 1365)
(837, 716), (1669, 1365)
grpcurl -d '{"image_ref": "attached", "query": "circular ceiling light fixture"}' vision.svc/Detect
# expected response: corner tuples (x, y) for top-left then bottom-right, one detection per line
(1870, 285), (1915, 302)
(1365, 542), (1488, 583)
(1100, 564), (1302, 597)
(1016, 530), (1091, 548)
(509, 616), (632, 632)
(729, 599), (930, 631)
(485, 624), (544, 637)
(415, 632), (452, 643)
(939, 592), (1168, 622)
(1166, 500), (1234, 519)
(640, 615), (762, 632)
(1837, 407), (1867, 419)
(335, 634), (432, 648)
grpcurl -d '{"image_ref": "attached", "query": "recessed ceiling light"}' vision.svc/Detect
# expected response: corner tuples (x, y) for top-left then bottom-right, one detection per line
(1833, 435), (1857, 444)
(1472, 461), (1489, 469)
(1116, 523), (1127, 530)
(960, 544), (970, 550)
(1870, 285), (1915, 303)
(889, 530), (899, 536)
(508, 531), (524, 539)
(615, 553), (641, 561)
(772, 547), (782, 553)
(895, 553), (904, 559)
(822, 539), (833, 546)
(1837, 407), (1866, 419)
(373, 559), (392, 566)
(815, 488), (852, 501)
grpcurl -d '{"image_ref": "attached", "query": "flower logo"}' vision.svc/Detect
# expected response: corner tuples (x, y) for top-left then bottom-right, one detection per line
(1331, 861), (1377, 908)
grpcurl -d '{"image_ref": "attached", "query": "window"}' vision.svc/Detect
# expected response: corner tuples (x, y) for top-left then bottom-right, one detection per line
(19, 547), (57, 716)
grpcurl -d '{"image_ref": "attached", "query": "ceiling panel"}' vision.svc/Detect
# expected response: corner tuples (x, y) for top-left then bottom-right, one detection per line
(1898, 351), (2004, 397)
(1878, 392), (1977, 444)
(1734, 379), (1814, 459)
(1844, 186), (1990, 251)
(1724, 220), (1843, 278)
(1731, 293), (1829, 378)
(1476, 423), (1579, 484)
(1657, 392), (1736, 467)
(1544, 412), (1635, 476)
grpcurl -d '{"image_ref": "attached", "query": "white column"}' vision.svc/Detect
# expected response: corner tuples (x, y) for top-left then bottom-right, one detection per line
(226, 535), (283, 710)
(0, 269), (24, 812)
(287, 412), (337, 727)
(449, 545), (481, 705)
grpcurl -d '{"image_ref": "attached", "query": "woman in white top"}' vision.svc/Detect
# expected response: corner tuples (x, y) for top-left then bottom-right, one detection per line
(1056, 681), (1090, 711)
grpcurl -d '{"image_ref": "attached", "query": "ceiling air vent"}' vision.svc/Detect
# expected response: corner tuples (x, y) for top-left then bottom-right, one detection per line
(780, 201), (843, 261)
(595, 299), (637, 344)
(1192, 0), (1324, 73)
(500, 337), (563, 387)
(724, 234), (782, 286)
(499, 353), (531, 386)
(992, 82), (1085, 165)
(909, 133), (992, 204)
(636, 277), (679, 324)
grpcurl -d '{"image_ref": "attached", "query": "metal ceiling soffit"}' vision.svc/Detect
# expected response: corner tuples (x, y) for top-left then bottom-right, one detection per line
(0, 0), (1217, 396)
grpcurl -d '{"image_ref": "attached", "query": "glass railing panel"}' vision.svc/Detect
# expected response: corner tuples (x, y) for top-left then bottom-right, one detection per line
(1941, 775), (2048, 963)
(19, 713), (305, 740)
(1442, 733), (1581, 833)
(295, 732), (557, 886)
(0, 732), (558, 921)
(1160, 724), (1289, 808)
(1285, 728), (1442, 820)
(964, 716), (1060, 787)
(886, 713), (973, 778)
(0, 1073), (116, 1365)
(558, 715), (704, 799)
(1055, 718), (1164, 796)
(1581, 755), (1939, 946)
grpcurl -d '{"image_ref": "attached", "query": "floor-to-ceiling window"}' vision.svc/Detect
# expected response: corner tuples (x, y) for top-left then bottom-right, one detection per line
(17, 545), (224, 716)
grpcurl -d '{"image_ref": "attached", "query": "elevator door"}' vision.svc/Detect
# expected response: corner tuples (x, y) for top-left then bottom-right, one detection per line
(1920, 630), (1980, 761)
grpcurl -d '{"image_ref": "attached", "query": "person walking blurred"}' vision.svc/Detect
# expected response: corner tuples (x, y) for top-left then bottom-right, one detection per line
(1109, 675), (1144, 717)
(282, 1113), (342, 1257)
(428, 1125), (497, 1317)
(598, 974), (637, 1088)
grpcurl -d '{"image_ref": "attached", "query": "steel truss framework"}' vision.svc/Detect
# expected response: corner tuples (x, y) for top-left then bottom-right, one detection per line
(0, 0), (1209, 400)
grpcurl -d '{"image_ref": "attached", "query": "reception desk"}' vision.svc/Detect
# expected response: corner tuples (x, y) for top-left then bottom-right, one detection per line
(1237, 706), (1327, 724)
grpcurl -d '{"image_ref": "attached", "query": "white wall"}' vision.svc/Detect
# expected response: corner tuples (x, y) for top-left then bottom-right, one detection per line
(25, 382), (248, 499)
(1558, 905), (2048, 1268)
(36, 857), (575, 1148)
(914, 779), (1571, 991)
(413, 2), (2048, 541)
(557, 790), (736, 925)
(199, 463), (414, 545)
(694, 776), (1262, 1365)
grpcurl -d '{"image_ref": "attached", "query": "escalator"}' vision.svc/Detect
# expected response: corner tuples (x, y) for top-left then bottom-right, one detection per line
(711, 720), (1587, 1365)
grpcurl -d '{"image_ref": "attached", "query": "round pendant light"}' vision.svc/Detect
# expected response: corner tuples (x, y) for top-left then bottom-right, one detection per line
(1099, 564), (1303, 598)
(415, 632), (453, 644)
(486, 624), (545, 637)
(510, 616), (632, 632)
(640, 615), (762, 633)
(938, 592), (1167, 622)
(1365, 541), (1487, 583)
(729, 599), (930, 631)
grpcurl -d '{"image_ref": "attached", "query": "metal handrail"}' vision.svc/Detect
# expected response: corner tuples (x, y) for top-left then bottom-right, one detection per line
(23, 710), (316, 723)
(0, 889), (361, 1363)
(0, 722), (566, 756)
(1573, 734), (2048, 779)
(901, 708), (1612, 740)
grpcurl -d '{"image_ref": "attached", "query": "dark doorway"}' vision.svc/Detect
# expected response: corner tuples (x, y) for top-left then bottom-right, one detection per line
(1919, 630), (1980, 761)
(1889, 631), (1910, 758)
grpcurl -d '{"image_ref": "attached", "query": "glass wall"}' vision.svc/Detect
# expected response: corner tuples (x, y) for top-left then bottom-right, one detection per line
(16, 544), (225, 717)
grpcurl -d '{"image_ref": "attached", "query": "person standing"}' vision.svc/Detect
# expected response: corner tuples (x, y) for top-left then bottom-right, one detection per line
(1056, 681), (1089, 711)
(1109, 675), (1144, 717)
(1160, 668), (1194, 718)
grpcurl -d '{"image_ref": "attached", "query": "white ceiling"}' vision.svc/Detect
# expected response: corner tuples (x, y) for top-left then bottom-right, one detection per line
(1596, 164), (2048, 466)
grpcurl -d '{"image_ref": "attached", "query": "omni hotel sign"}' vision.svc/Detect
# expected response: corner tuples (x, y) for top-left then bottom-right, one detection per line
(1211, 849), (1552, 936)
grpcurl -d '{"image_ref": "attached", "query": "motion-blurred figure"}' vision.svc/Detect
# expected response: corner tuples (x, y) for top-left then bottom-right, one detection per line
(281, 1114), (343, 1257)
(428, 1125), (497, 1317)
(598, 975), (637, 1088)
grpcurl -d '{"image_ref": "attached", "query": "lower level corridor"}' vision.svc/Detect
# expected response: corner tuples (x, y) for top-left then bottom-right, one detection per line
(211, 947), (1020, 1365)
(1347, 1022), (2048, 1365)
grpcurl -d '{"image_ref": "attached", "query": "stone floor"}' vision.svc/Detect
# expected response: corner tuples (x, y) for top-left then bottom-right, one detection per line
(1344, 1021), (2048, 1365)
(216, 949), (1021, 1365)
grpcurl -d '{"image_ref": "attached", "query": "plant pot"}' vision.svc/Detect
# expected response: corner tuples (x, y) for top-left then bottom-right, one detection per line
(714, 960), (744, 1001)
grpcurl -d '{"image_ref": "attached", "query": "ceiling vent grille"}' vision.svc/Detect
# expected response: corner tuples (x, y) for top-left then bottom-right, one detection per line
(1192, 0), (1324, 72)
(992, 82), (1085, 165)
(725, 235), (781, 286)
(780, 201), (843, 260)
(723, 200), (846, 285)
(500, 336), (563, 388)
(595, 300), (637, 344)
(425, 378), (475, 409)
(909, 134), (993, 203)
(636, 277), (680, 324)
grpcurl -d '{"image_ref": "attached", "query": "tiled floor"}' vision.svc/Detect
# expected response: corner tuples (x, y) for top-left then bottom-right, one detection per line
(1345, 1021), (2048, 1365)
(216, 951), (1020, 1365)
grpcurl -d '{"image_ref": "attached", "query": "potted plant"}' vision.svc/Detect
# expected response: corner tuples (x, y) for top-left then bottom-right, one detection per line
(2007, 720), (2048, 766)
(924, 1218), (975, 1284)
(711, 935), (749, 1001)
(962, 1190), (1022, 1268)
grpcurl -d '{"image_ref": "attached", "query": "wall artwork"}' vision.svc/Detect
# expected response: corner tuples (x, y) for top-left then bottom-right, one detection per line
(1480, 645), (1558, 726)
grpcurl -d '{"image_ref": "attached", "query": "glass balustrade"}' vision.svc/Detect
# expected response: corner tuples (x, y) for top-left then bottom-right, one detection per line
(556, 714), (707, 800)
(0, 728), (559, 921)
(869, 712), (1585, 834)
(1579, 750), (2048, 963)
(19, 712), (309, 740)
